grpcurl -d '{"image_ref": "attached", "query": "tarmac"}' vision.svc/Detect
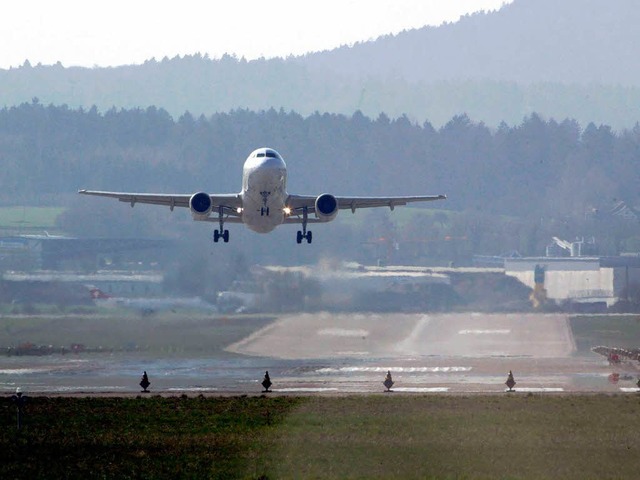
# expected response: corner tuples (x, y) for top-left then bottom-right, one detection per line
(3, 312), (639, 395)
(226, 312), (638, 394)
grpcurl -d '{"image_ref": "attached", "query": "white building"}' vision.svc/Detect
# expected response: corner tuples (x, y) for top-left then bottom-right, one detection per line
(505, 256), (640, 306)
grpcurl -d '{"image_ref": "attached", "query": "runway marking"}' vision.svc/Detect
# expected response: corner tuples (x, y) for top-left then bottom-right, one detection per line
(0, 368), (57, 375)
(36, 386), (129, 392)
(458, 329), (511, 335)
(273, 388), (340, 393)
(504, 387), (564, 392)
(316, 366), (472, 373)
(167, 387), (218, 392)
(619, 388), (640, 393)
(318, 328), (369, 337)
(391, 387), (450, 393)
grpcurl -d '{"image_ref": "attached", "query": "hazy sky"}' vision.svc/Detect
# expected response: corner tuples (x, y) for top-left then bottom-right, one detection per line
(1, 0), (512, 68)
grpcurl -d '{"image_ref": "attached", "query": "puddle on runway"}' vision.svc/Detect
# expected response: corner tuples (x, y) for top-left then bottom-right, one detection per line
(391, 387), (450, 393)
(1, 351), (632, 394)
(316, 366), (472, 373)
(504, 387), (564, 392)
(458, 329), (510, 335)
(273, 388), (340, 393)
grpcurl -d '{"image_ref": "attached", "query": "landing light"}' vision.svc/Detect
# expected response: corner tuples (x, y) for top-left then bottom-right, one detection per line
(283, 207), (292, 215)
(236, 207), (243, 214)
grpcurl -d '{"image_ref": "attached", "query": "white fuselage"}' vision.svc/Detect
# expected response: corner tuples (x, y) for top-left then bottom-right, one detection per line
(240, 149), (288, 233)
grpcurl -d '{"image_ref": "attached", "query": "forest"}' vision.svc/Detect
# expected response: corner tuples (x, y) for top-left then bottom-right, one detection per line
(1, 0), (640, 130)
(0, 101), (639, 266)
(2, 56), (639, 132)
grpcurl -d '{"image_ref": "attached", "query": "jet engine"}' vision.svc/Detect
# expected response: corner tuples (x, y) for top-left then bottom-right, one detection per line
(189, 192), (212, 219)
(315, 193), (338, 222)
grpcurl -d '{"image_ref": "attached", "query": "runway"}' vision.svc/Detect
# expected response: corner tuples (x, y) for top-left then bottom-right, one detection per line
(2, 313), (638, 395)
(226, 312), (638, 393)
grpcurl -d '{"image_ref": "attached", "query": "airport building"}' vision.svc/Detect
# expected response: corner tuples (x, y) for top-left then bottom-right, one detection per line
(0, 235), (172, 271)
(0, 235), (171, 305)
(504, 255), (640, 308)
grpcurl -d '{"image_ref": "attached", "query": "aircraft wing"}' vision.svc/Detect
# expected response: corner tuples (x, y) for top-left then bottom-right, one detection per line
(286, 194), (446, 214)
(78, 190), (242, 215)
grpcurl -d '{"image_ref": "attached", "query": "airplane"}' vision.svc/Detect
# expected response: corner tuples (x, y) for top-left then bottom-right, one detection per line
(79, 147), (446, 244)
(88, 287), (217, 315)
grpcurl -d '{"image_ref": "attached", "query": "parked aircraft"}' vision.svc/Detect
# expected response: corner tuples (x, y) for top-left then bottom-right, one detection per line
(79, 147), (446, 244)
(88, 287), (216, 315)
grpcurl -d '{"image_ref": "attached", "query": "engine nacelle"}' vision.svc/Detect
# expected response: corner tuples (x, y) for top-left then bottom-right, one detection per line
(315, 193), (339, 222)
(189, 192), (212, 219)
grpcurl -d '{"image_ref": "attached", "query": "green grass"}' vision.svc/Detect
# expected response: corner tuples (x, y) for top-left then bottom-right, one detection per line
(0, 206), (64, 231)
(270, 395), (640, 479)
(2, 395), (640, 479)
(570, 315), (640, 354)
(334, 206), (454, 229)
(1, 395), (302, 479)
(0, 313), (275, 356)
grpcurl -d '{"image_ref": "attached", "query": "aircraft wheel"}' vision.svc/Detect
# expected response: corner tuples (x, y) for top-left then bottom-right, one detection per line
(213, 230), (220, 243)
(296, 231), (303, 244)
(223, 230), (230, 243)
(307, 231), (312, 244)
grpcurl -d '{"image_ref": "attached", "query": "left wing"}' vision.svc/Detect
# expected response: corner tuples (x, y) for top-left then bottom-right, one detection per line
(286, 194), (446, 214)
(78, 190), (242, 216)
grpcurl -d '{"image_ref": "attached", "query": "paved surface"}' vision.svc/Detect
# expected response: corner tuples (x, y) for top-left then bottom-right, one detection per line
(228, 312), (575, 359)
(226, 312), (638, 394)
(3, 313), (639, 395)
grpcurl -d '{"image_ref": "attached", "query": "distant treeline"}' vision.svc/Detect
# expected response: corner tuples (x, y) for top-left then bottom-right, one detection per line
(1, 100), (637, 211)
(2, 0), (640, 130)
(2, 56), (640, 130)
(1, 102), (639, 258)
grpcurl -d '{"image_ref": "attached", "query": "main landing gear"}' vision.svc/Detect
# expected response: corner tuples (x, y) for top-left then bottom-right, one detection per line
(213, 229), (229, 243)
(296, 206), (312, 244)
(213, 206), (229, 243)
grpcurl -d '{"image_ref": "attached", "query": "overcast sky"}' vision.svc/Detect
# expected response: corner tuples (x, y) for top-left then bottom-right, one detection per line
(0, 0), (512, 68)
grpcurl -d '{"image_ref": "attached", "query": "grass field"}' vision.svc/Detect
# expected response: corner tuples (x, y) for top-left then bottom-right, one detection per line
(6, 312), (640, 357)
(570, 315), (640, 354)
(2, 395), (640, 479)
(0, 313), (275, 355)
(0, 206), (64, 232)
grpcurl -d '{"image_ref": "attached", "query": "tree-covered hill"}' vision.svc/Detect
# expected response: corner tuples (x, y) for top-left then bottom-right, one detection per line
(300, 0), (640, 85)
(1, 0), (640, 129)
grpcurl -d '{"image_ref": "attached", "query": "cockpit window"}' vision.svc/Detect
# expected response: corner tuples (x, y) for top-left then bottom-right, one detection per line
(252, 150), (281, 159)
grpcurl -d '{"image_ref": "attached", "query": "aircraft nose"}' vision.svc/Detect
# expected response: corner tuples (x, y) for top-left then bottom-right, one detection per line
(258, 156), (286, 169)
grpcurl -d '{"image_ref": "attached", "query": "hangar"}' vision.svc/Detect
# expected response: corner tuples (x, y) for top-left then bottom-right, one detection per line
(504, 255), (640, 307)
